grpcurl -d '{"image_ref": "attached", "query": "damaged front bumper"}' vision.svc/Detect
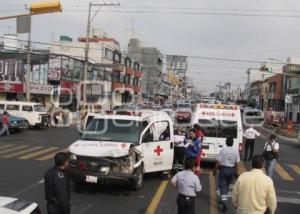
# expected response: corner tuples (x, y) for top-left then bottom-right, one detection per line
(68, 167), (137, 185)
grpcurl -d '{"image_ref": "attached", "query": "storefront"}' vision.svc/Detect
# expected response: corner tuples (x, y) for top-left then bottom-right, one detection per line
(0, 82), (25, 101)
(60, 80), (79, 111)
(29, 83), (60, 106)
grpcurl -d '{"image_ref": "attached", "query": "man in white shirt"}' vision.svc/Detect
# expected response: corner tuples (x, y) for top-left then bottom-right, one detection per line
(243, 125), (260, 161)
(263, 134), (279, 178)
(214, 136), (240, 212)
(232, 155), (277, 214)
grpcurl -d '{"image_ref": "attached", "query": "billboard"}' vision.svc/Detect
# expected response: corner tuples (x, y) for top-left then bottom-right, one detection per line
(166, 55), (188, 75)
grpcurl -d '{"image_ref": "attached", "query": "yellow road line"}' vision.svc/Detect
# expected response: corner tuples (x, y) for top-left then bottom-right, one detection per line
(36, 148), (68, 161)
(209, 173), (218, 214)
(18, 147), (58, 160)
(2, 146), (43, 158)
(146, 180), (169, 214)
(275, 164), (294, 181)
(0, 145), (29, 155)
(238, 162), (247, 175)
(288, 164), (300, 175)
(0, 144), (15, 150)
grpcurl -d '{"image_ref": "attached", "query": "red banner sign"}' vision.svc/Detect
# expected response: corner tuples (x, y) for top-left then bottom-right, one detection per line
(0, 83), (24, 93)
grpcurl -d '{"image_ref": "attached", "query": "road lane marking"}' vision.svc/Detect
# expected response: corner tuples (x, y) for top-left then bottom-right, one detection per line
(13, 179), (44, 197)
(36, 148), (68, 161)
(18, 147), (58, 160)
(238, 162), (247, 175)
(0, 145), (29, 155)
(0, 144), (15, 150)
(288, 164), (300, 176)
(275, 164), (294, 181)
(209, 173), (218, 214)
(1, 146), (44, 158)
(277, 196), (300, 204)
(146, 180), (169, 214)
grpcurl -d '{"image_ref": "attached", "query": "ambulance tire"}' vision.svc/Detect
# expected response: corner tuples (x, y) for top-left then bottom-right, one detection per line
(132, 166), (144, 191)
(160, 171), (170, 180)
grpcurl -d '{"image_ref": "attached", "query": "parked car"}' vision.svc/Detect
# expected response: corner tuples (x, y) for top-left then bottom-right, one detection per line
(0, 109), (28, 131)
(0, 196), (41, 214)
(243, 109), (264, 125)
(175, 108), (192, 123)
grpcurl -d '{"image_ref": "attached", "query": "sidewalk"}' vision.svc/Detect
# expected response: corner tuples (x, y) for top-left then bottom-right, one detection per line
(261, 126), (298, 144)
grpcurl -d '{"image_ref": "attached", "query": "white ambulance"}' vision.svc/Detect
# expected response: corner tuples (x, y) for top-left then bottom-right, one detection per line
(192, 103), (243, 162)
(68, 110), (174, 190)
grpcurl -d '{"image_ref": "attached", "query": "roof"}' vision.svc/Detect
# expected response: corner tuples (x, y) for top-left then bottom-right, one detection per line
(0, 101), (42, 105)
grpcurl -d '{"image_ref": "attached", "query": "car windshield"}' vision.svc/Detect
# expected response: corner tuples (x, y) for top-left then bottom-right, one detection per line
(198, 119), (237, 138)
(33, 105), (47, 112)
(81, 119), (142, 145)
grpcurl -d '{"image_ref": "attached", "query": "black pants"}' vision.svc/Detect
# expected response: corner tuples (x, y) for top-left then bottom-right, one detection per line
(47, 203), (70, 214)
(173, 146), (185, 165)
(177, 194), (195, 214)
(244, 139), (255, 160)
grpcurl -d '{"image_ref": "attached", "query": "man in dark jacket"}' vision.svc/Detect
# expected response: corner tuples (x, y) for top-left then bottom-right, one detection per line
(44, 152), (71, 214)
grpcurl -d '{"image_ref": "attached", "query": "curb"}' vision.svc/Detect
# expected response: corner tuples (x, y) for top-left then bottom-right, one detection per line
(261, 126), (298, 144)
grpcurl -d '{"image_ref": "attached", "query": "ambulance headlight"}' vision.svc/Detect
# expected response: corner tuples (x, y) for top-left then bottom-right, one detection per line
(70, 153), (77, 160)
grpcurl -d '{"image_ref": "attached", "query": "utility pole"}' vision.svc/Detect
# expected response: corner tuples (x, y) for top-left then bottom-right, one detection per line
(83, 1), (120, 104)
(26, 29), (31, 101)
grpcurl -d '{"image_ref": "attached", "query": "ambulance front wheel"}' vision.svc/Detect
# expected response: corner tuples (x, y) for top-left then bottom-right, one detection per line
(132, 166), (144, 191)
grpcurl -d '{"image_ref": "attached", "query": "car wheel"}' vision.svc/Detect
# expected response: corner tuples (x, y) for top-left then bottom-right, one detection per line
(132, 166), (144, 191)
(24, 121), (30, 130)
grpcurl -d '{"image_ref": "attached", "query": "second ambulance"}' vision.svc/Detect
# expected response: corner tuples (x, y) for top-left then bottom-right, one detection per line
(192, 103), (243, 162)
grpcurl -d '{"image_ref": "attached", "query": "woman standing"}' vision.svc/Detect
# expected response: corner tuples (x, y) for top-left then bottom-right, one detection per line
(263, 134), (279, 178)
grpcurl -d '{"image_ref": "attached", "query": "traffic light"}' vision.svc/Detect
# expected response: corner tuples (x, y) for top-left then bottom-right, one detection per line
(30, 1), (62, 14)
(260, 65), (273, 73)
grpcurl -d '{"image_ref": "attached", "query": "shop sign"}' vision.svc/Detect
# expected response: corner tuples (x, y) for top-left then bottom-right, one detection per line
(48, 69), (61, 81)
(60, 81), (78, 94)
(30, 84), (56, 95)
(0, 83), (24, 93)
(87, 84), (103, 95)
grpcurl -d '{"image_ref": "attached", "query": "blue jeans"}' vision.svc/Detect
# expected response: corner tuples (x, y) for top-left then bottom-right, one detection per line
(265, 159), (277, 178)
(218, 166), (236, 206)
(1, 125), (9, 136)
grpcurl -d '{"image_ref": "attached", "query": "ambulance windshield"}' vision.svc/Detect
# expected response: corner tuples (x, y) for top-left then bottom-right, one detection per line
(82, 119), (142, 145)
(198, 119), (237, 138)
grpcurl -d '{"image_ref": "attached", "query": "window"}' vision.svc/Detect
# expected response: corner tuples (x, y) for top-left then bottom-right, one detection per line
(112, 71), (120, 82)
(125, 75), (131, 84)
(82, 119), (141, 145)
(22, 105), (33, 112)
(104, 48), (113, 61)
(120, 74), (125, 83)
(0, 104), (4, 110)
(6, 104), (20, 111)
(114, 52), (121, 63)
(153, 121), (170, 141)
(198, 119), (237, 138)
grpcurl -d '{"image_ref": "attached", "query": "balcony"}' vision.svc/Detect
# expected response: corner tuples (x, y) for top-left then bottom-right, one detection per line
(134, 86), (141, 94)
(125, 67), (134, 75)
(113, 66), (124, 73)
(267, 93), (274, 99)
(112, 82), (124, 91)
(134, 70), (142, 78)
(124, 84), (134, 91)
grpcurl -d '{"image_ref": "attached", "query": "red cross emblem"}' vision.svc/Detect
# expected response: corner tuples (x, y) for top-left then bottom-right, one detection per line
(202, 111), (206, 115)
(154, 145), (163, 156)
(121, 143), (127, 148)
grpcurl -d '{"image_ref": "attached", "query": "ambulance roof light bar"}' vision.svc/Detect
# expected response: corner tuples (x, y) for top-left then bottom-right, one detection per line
(199, 103), (238, 110)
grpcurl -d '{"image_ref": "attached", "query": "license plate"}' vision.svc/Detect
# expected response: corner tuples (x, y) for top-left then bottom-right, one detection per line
(202, 145), (209, 150)
(179, 117), (183, 119)
(86, 175), (98, 183)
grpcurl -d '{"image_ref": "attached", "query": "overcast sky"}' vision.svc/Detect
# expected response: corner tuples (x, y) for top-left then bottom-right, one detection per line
(1, 0), (300, 94)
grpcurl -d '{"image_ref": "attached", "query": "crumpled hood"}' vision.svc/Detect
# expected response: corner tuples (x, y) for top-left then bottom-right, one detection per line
(69, 140), (135, 158)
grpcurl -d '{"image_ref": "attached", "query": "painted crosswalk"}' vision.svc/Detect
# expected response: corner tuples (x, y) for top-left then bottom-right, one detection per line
(0, 143), (67, 161)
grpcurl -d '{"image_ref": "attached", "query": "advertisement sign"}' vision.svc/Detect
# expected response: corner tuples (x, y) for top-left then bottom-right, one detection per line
(61, 81), (78, 94)
(0, 83), (24, 93)
(49, 56), (62, 81)
(166, 55), (188, 75)
(48, 69), (61, 81)
(30, 84), (56, 95)
(87, 84), (103, 95)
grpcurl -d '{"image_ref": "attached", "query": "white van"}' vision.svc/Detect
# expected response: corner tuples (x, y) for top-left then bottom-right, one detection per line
(0, 101), (48, 128)
(68, 110), (174, 190)
(192, 103), (243, 162)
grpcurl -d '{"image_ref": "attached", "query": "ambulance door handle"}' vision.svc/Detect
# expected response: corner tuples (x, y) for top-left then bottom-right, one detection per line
(170, 142), (174, 149)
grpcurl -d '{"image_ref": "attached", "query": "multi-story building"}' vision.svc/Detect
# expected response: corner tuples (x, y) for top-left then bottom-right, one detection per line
(50, 30), (142, 108)
(283, 57), (300, 122)
(266, 74), (284, 112)
(127, 38), (163, 100)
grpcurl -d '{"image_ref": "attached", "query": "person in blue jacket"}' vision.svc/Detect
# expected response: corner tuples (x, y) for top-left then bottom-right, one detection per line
(185, 128), (201, 160)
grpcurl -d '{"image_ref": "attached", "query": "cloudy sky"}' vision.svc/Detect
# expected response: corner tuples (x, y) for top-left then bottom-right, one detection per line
(1, 0), (300, 93)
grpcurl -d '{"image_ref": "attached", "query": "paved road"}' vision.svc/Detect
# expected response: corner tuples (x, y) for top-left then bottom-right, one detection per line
(1, 127), (300, 213)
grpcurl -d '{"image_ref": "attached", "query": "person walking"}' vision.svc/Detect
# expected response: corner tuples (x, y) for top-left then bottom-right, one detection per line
(171, 158), (202, 214)
(173, 126), (187, 170)
(214, 136), (240, 212)
(44, 152), (71, 214)
(1, 111), (10, 136)
(243, 125), (260, 161)
(232, 155), (277, 214)
(263, 134), (279, 178)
